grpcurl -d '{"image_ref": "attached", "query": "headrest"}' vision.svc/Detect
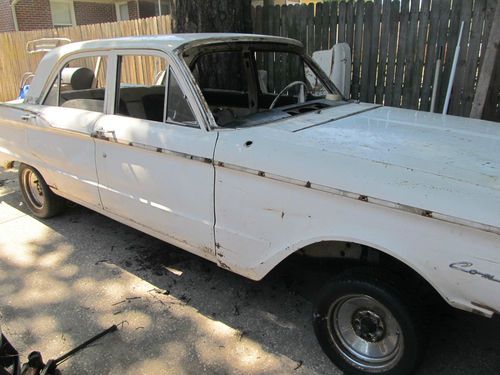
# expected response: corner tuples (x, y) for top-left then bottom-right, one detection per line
(61, 67), (95, 90)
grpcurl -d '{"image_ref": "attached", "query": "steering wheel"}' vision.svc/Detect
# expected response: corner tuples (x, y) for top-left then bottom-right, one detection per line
(269, 81), (309, 110)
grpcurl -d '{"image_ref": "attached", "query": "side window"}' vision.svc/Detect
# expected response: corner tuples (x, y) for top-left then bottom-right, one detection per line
(166, 68), (197, 127)
(44, 56), (107, 113)
(115, 54), (167, 122)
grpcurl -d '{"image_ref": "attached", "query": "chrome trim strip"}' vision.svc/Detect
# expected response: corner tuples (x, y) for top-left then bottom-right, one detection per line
(92, 135), (213, 164)
(215, 160), (500, 237)
(93, 134), (500, 236)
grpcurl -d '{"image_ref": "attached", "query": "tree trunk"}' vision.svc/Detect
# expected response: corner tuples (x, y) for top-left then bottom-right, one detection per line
(171, 0), (252, 33)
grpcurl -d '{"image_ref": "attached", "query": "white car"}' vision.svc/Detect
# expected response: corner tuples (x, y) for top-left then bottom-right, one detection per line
(0, 33), (499, 375)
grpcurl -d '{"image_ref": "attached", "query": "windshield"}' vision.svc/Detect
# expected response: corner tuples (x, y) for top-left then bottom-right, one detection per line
(186, 44), (344, 128)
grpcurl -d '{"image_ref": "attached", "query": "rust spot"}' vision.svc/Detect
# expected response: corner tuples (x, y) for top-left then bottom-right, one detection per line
(204, 158), (213, 164)
(358, 195), (368, 202)
(422, 210), (433, 218)
(258, 171), (265, 177)
(305, 181), (311, 188)
(217, 161), (224, 167)
(218, 261), (231, 271)
(201, 246), (213, 255)
(281, 211), (285, 219)
(156, 147), (162, 152)
(215, 242), (221, 249)
(3, 161), (14, 169)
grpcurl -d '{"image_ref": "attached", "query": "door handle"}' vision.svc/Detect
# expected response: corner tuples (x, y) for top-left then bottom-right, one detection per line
(91, 129), (115, 140)
(21, 113), (37, 121)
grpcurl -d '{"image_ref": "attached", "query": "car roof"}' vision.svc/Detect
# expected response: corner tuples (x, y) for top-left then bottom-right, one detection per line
(47, 33), (302, 57)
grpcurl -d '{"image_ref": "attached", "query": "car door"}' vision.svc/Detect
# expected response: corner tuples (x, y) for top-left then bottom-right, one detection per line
(93, 51), (217, 259)
(24, 53), (109, 208)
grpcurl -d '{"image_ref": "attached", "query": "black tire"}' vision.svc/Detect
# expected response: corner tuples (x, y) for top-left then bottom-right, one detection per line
(18, 163), (66, 218)
(313, 268), (425, 375)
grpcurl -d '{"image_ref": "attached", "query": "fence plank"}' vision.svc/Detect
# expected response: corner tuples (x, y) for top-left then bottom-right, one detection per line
(402, 0), (420, 108)
(448, 1), (472, 114)
(478, 0), (497, 79)
(434, 0), (452, 112)
(275, 12), (284, 92)
(320, 2), (330, 50)
(280, 4), (288, 37)
(328, 1), (337, 48)
(338, 1), (346, 43)
(367, 0), (381, 103)
(298, 4), (308, 48)
(306, 3), (315, 56)
(410, 0), (430, 109)
(360, 1), (373, 102)
(462, 0), (487, 116)
(385, 0), (400, 107)
(471, 0), (500, 119)
(351, 0), (364, 100)
(375, 0), (391, 104)
(420, 1), (441, 111)
(346, 0), (355, 51)
(255, 6), (263, 35)
(315, 2), (324, 52)
(393, 0), (410, 107)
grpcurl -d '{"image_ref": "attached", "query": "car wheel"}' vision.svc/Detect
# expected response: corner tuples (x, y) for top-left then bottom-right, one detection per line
(313, 268), (424, 375)
(18, 163), (66, 218)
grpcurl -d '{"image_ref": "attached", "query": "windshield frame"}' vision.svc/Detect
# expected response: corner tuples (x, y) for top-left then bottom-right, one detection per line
(182, 41), (346, 129)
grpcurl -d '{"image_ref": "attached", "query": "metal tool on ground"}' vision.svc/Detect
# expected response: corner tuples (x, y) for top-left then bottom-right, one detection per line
(21, 325), (118, 375)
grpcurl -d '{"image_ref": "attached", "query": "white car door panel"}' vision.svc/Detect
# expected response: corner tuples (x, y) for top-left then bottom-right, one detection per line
(94, 116), (217, 258)
(26, 106), (102, 208)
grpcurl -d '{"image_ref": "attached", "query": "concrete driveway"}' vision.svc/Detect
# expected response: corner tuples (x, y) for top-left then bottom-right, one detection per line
(1, 166), (499, 374)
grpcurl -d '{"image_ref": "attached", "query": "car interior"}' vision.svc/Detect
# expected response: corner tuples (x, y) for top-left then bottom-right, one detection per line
(44, 42), (343, 128)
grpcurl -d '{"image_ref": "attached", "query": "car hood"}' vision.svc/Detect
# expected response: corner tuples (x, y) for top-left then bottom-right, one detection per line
(241, 103), (500, 230)
(285, 104), (500, 191)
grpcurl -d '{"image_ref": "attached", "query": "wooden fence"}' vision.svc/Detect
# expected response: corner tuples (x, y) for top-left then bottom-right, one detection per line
(0, 2), (498, 120)
(253, 0), (498, 118)
(0, 15), (171, 102)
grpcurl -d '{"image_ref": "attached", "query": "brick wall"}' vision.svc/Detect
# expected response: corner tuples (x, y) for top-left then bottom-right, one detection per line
(0, 0), (16, 32)
(15, 0), (53, 31)
(74, 1), (117, 25)
(127, 1), (139, 20)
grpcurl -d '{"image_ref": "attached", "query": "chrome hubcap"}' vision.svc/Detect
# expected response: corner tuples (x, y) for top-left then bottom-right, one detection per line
(328, 294), (403, 372)
(23, 169), (45, 209)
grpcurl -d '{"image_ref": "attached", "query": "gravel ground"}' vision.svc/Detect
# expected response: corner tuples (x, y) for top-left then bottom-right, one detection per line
(1, 166), (499, 374)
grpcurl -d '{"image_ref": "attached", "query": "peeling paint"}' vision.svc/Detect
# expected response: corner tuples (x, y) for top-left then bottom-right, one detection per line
(218, 261), (231, 271)
(422, 210), (433, 218)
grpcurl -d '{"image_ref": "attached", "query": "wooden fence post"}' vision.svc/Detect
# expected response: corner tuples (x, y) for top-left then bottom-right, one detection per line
(470, 0), (500, 118)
